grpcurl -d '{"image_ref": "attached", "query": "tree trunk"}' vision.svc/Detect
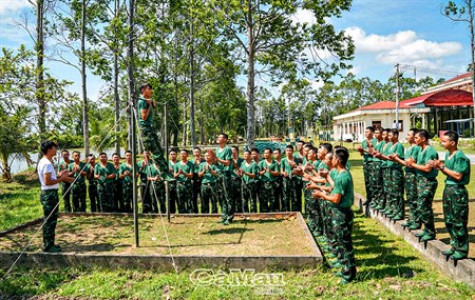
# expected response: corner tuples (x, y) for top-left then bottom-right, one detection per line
(114, 0), (120, 155)
(81, 0), (89, 156)
(189, 2), (196, 147)
(1, 152), (12, 181)
(245, 1), (255, 150)
(36, 0), (46, 136)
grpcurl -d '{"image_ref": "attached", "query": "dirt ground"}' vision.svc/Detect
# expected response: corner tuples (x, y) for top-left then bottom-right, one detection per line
(0, 215), (316, 256)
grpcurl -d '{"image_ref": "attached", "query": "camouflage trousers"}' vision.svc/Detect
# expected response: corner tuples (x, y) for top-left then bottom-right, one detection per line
(168, 181), (178, 214)
(113, 180), (123, 212)
(260, 181), (277, 213)
(150, 180), (166, 214)
(88, 182), (98, 212)
(98, 182), (114, 212)
(71, 182), (86, 212)
(201, 182), (218, 214)
(217, 175), (234, 221)
(140, 182), (152, 213)
(325, 204), (338, 257)
(416, 176), (438, 237)
(274, 177), (283, 211)
(282, 177), (300, 212)
(443, 185), (469, 255)
(381, 167), (391, 210)
(404, 172), (418, 226)
(61, 182), (72, 212)
(370, 162), (384, 208)
(192, 179), (201, 214)
(230, 178), (243, 213)
(122, 181), (133, 213)
(243, 181), (259, 213)
(332, 206), (356, 282)
(363, 161), (374, 203)
(305, 188), (323, 237)
(40, 189), (59, 249)
(177, 181), (193, 213)
(387, 168), (404, 218)
(139, 124), (170, 176)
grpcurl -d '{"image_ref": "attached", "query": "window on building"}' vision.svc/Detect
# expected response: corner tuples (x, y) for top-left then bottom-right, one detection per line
(393, 120), (403, 132)
(372, 121), (381, 129)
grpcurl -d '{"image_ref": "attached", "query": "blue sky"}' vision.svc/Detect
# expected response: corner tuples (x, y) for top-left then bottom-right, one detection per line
(0, 0), (471, 101)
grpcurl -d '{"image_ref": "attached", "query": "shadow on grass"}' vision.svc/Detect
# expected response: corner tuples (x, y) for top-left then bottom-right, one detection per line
(203, 227), (254, 235)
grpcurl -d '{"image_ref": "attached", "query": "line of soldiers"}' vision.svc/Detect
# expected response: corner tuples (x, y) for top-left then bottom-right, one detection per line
(359, 127), (471, 261)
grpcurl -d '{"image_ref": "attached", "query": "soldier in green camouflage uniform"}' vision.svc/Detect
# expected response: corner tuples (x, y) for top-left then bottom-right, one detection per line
(376, 129), (405, 220)
(303, 147), (323, 237)
(173, 149), (194, 213)
(168, 149), (179, 214)
(192, 147), (203, 213)
(406, 129), (438, 241)
(251, 148), (262, 212)
(313, 147), (356, 284)
(258, 148), (281, 212)
(273, 148), (284, 211)
(148, 161), (166, 213)
(119, 150), (135, 213)
(68, 151), (87, 212)
(138, 151), (153, 213)
(317, 143), (333, 240)
(230, 146), (245, 213)
(216, 134), (234, 224)
(137, 83), (173, 180)
(59, 150), (72, 212)
(370, 128), (385, 209)
(38, 141), (73, 252)
(199, 152), (222, 214)
(357, 127), (377, 206)
(85, 154), (99, 212)
(112, 153), (123, 212)
(281, 145), (302, 212)
(239, 150), (259, 213)
(434, 131), (471, 260)
(391, 128), (421, 228)
(375, 129), (391, 213)
(94, 153), (116, 212)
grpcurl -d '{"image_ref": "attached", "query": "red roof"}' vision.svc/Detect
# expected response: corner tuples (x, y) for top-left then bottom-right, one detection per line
(443, 72), (472, 84)
(350, 90), (473, 113)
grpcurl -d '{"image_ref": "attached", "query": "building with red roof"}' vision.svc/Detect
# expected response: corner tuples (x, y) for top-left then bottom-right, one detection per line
(332, 74), (474, 141)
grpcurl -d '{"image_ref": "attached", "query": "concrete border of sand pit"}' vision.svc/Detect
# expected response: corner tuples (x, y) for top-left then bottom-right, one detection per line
(0, 212), (322, 272)
(354, 193), (475, 288)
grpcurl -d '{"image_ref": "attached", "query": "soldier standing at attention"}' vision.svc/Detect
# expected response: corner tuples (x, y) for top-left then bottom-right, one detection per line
(192, 147), (203, 213)
(138, 150), (153, 213)
(375, 129), (405, 220)
(94, 153), (116, 212)
(168, 148), (179, 214)
(431, 131), (471, 260)
(85, 154), (99, 212)
(231, 146), (244, 213)
(68, 151), (87, 212)
(313, 147), (356, 284)
(112, 153), (123, 212)
(258, 148), (280, 212)
(390, 128), (421, 228)
(281, 145), (301, 211)
(148, 160), (166, 214)
(406, 129), (439, 242)
(273, 148), (284, 211)
(119, 150), (134, 213)
(199, 151), (222, 214)
(38, 141), (73, 252)
(173, 149), (194, 213)
(356, 126), (377, 206)
(370, 127), (385, 210)
(137, 83), (173, 180)
(59, 149), (72, 212)
(239, 150), (259, 213)
(215, 133), (234, 224)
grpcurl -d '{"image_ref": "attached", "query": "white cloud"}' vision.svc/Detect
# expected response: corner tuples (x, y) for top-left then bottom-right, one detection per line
(0, 0), (31, 15)
(290, 9), (317, 26)
(345, 26), (463, 65)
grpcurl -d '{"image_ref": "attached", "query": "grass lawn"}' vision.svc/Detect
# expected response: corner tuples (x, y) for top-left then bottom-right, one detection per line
(0, 211), (473, 299)
(0, 162), (474, 298)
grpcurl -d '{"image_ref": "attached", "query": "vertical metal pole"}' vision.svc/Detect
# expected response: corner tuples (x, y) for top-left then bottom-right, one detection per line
(128, 0), (138, 247)
(165, 100), (170, 223)
(395, 63), (400, 130)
